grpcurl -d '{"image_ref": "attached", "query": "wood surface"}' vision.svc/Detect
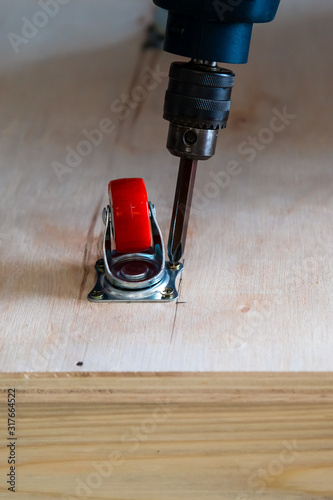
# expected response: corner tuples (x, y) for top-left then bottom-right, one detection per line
(1, 372), (333, 404)
(1, 1), (333, 371)
(0, 373), (332, 499)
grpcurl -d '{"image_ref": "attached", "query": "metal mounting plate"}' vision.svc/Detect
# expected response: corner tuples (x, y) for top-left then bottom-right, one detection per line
(88, 261), (183, 303)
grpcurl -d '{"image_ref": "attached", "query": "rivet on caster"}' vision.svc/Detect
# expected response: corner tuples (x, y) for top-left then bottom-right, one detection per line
(88, 178), (183, 303)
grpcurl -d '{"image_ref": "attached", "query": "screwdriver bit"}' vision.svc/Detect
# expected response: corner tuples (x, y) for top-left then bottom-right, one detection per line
(167, 157), (198, 265)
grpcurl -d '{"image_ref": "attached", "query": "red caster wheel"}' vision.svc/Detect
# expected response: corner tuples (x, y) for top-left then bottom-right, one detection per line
(108, 178), (152, 254)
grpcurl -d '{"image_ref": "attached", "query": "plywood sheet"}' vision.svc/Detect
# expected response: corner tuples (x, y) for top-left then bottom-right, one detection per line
(1, 1), (333, 371)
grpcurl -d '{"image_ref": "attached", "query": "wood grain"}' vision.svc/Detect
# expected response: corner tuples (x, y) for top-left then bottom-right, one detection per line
(0, 373), (332, 499)
(1, 1), (333, 371)
(1, 372), (333, 404)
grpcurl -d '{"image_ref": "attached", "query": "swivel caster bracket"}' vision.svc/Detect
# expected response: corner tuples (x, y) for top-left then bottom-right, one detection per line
(88, 178), (183, 303)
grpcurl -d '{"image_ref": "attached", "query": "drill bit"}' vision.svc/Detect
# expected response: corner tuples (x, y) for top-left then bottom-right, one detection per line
(167, 157), (198, 265)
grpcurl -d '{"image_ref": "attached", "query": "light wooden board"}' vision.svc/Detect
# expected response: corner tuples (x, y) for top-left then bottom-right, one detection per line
(2, 372), (333, 404)
(1, 1), (333, 371)
(0, 373), (333, 499)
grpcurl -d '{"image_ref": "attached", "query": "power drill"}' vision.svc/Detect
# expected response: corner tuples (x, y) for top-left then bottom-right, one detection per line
(153, 0), (281, 264)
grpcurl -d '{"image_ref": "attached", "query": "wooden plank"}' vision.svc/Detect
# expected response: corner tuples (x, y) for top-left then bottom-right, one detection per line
(1, 1), (333, 372)
(1, 372), (333, 404)
(0, 373), (332, 499)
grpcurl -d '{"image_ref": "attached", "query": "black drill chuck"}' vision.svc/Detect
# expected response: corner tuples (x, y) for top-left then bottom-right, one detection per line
(164, 61), (234, 130)
(164, 60), (235, 160)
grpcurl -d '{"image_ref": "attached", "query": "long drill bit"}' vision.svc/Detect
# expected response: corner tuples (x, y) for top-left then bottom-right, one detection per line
(167, 157), (198, 265)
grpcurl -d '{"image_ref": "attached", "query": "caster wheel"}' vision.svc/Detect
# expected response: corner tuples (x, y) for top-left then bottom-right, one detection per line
(108, 178), (152, 254)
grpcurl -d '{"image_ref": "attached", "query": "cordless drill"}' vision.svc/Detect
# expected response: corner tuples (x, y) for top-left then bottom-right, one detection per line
(153, 0), (281, 264)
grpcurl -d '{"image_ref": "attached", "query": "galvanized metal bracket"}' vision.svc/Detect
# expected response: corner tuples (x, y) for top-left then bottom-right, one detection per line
(88, 260), (183, 303)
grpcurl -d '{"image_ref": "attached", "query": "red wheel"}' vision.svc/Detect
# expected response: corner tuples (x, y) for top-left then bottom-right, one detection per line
(108, 178), (152, 254)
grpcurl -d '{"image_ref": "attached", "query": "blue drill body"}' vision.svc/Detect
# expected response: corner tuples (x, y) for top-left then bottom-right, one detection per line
(153, 0), (280, 63)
